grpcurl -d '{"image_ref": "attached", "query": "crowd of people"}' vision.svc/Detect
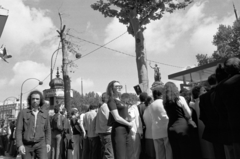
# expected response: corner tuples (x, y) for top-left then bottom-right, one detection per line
(0, 56), (239, 159)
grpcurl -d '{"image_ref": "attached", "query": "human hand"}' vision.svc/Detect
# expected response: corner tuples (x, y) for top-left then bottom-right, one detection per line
(46, 144), (51, 153)
(128, 121), (133, 128)
(18, 145), (26, 155)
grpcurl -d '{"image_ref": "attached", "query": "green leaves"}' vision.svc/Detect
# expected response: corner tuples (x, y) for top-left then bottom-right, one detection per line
(91, 0), (193, 35)
(196, 20), (240, 66)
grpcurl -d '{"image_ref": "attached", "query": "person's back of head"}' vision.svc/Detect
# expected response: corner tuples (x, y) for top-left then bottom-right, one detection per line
(145, 96), (153, 107)
(191, 85), (201, 100)
(207, 74), (217, 86)
(215, 64), (228, 83)
(102, 92), (109, 103)
(54, 104), (60, 114)
(152, 88), (163, 100)
(224, 57), (240, 76)
(139, 92), (148, 103)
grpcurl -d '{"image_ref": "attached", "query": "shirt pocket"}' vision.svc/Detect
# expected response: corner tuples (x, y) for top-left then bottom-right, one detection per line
(40, 114), (47, 127)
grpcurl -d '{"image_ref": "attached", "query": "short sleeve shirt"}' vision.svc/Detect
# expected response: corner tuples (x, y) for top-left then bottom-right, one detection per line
(107, 97), (128, 127)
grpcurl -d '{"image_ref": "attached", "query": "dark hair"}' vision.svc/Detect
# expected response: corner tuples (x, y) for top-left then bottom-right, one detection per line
(224, 57), (240, 75)
(207, 74), (217, 86)
(191, 86), (201, 100)
(60, 108), (66, 115)
(145, 96), (152, 107)
(163, 82), (180, 104)
(27, 90), (45, 108)
(89, 103), (98, 110)
(71, 109), (78, 116)
(106, 80), (120, 98)
(139, 92), (148, 102)
(180, 88), (191, 105)
(152, 89), (163, 100)
(102, 92), (109, 103)
(215, 64), (228, 83)
(54, 104), (60, 113)
(121, 93), (132, 105)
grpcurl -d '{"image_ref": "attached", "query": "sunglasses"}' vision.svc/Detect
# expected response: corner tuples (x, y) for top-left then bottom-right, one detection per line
(114, 85), (123, 89)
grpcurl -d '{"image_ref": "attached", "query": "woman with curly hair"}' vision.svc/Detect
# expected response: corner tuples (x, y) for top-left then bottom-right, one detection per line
(163, 82), (199, 159)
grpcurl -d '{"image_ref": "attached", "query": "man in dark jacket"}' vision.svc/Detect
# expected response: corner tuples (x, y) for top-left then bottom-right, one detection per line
(16, 90), (51, 159)
(222, 57), (240, 159)
(199, 74), (226, 159)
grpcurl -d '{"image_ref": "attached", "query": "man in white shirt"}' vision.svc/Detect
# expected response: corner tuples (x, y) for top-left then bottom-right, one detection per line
(150, 87), (172, 159)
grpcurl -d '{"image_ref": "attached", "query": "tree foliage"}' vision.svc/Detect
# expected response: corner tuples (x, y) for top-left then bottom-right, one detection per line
(91, 0), (193, 36)
(71, 91), (101, 113)
(196, 20), (240, 66)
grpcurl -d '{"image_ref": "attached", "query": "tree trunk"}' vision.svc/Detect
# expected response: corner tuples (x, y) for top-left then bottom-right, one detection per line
(61, 33), (72, 115)
(129, 9), (149, 92)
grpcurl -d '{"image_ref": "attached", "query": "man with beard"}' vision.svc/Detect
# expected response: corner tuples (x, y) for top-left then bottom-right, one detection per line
(16, 90), (51, 159)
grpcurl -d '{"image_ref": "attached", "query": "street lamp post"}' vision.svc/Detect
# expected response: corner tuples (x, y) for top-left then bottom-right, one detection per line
(50, 48), (61, 81)
(2, 96), (19, 122)
(20, 78), (43, 111)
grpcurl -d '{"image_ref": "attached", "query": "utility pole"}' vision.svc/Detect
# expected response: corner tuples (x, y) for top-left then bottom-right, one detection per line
(57, 13), (71, 115)
(81, 79), (83, 96)
(233, 2), (239, 21)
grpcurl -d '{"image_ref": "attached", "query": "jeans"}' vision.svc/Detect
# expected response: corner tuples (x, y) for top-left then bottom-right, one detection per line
(22, 140), (47, 159)
(99, 133), (114, 159)
(51, 132), (62, 159)
(111, 126), (130, 159)
(88, 136), (101, 159)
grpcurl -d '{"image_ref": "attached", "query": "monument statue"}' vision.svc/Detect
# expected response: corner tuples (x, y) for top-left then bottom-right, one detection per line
(149, 62), (161, 82)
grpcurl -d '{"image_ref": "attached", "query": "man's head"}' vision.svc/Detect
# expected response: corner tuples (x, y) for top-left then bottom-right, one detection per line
(139, 92), (148, 103)
(224, 57), (240, 75)
(152, 88), (163, 100)
(54, 104), (60, 114)
(207, 74), (217, 87)
(27, 90), (44, 109)
(101, 92), (109, 103)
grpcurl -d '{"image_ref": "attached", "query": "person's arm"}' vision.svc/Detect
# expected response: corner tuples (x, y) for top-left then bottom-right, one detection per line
(111, 110), (132, 127)
(16, 110), (23, 148)
(177, 96), (192, 119)
(79, 115), (86, 138)
(108, 98), (132, 127)
(45, 113), (51, 152)
(178, 96), (197, 128)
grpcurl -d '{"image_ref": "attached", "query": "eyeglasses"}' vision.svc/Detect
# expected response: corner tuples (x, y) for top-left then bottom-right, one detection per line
(114, 85), (123, 89)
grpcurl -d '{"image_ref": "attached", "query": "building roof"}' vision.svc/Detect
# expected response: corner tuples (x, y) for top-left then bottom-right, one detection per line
(168, 59), (225, 83)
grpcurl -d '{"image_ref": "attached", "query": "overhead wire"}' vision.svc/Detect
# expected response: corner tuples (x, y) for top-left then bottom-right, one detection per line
(67, 34), (184, 69)
(22, 42), (61, 95)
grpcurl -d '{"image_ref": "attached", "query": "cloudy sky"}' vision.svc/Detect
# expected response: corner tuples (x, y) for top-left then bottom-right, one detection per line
(0, 0), (239, 103)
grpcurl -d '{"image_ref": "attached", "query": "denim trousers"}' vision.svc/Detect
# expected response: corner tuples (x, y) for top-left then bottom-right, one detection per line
(111, 126), (130, 159)
(99, 133), (114, 159)
(22, 140), (47, 159)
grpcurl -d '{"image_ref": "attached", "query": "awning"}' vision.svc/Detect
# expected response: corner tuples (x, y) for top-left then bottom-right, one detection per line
(168, 59), (225, 83)
(0, 8), (9, 38)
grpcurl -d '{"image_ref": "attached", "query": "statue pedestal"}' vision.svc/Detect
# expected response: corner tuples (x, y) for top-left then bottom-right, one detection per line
(151, 81), (164, 91)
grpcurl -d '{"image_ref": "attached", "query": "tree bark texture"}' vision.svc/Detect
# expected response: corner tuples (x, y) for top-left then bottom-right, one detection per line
(129, 9), (149, 92)
(61, 33), (72, 115)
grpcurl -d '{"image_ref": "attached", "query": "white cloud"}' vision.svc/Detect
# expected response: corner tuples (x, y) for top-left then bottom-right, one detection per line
(0, 78), (7, 88)
(71, 77), (94, 92)
(9, 60), (50, 92)
(104, 2), (207, 54)
(189, 14), (235, 55)
(104, 1), (236, 57)
(0, 0), (57, 57)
